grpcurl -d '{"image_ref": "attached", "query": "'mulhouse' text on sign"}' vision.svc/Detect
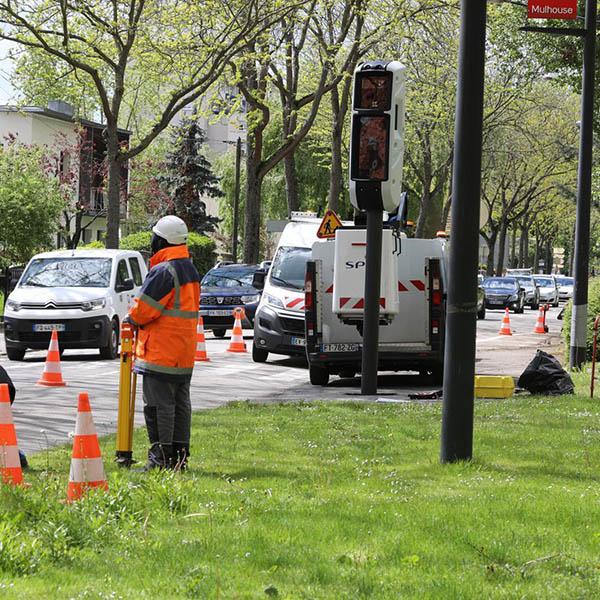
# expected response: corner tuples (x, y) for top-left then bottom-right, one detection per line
(528, 0), (577, 20)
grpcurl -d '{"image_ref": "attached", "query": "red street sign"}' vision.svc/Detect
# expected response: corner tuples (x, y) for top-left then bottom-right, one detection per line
(528, 0), (577, 20)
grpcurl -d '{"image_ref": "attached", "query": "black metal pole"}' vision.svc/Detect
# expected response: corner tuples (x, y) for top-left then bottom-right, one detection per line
(232, 136), (242, 263)
(361, 209), (383, 395)
(440, 0), (487, 462)
(570, 0), (597, 369)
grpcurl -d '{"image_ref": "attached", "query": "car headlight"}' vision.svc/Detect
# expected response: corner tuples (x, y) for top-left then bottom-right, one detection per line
(241, 294), (260, 304)
(81, 298), (106, 312)
(264, 293), (284, 309)
(510, 294), (518, 301)
(6, 300), (21, 312)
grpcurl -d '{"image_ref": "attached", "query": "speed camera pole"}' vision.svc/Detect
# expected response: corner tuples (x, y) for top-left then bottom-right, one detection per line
(440, 0), (487, 462)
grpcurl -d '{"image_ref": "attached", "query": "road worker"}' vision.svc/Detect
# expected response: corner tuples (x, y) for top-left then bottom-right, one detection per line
(127, 215), (200, 470)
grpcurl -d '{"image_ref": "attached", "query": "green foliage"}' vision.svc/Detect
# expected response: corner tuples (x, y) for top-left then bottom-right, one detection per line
(562, 277), (600, 360)
(5, 395), (600, 597)
(79, 241), (105, 249)
(0, 143), (64, 266)
(120, 231), (216, 276)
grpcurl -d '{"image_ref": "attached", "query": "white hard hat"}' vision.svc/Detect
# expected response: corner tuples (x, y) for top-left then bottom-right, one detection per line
(152, 215), (188, 245)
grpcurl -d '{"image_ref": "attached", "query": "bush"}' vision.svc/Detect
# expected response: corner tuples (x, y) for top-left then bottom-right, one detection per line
(119, 231), (216, 276)
(79, 241), (105, 249)
(562, 276), (600, 361)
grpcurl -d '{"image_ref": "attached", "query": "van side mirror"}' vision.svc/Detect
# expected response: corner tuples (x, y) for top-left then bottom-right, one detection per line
(252, 270), (266, 291)
(116, 278), (134, 293)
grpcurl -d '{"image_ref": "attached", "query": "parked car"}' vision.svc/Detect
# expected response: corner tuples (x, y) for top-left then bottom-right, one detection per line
(3, 249), (147, 361)
(532, 275), (559, 307)
(510, 275), (540, 310)
(481, 277), (525, 313)
(199, 263), (262, 337)
(555, 276), (574, 302)
(477, 283), (486, 320)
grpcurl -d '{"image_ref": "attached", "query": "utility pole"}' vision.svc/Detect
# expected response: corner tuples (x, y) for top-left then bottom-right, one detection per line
(232, 136), (242, 263)
(440, 0), (487, 463)
(570, 0), (597, 369)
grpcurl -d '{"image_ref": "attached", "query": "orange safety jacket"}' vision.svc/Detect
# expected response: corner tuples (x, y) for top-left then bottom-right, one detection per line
(129, 245), (200, 380)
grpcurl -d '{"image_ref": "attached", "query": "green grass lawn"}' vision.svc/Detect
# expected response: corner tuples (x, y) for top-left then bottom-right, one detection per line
(2, 390), (600, 599)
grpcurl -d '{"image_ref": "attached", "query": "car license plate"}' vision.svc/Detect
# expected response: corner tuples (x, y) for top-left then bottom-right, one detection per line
(207, 310), (231, 316)
(290, 336), (306, 346)
(34, 324), (66, 332)
(321, 343), (360, 353)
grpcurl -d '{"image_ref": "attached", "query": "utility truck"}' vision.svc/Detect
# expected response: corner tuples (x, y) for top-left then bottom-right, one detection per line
(304, 219), (447, 386)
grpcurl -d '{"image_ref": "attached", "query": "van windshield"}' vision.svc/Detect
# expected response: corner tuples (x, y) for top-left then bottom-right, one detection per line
(20, 258), (113, 288)
(269, 246), (311, 290)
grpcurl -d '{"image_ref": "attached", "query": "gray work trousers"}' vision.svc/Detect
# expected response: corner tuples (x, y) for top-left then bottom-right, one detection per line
(142, 376), (191, 447)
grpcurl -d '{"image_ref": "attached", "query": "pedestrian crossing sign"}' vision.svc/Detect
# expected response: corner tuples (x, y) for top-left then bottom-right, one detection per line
(317, 209), (343, 239)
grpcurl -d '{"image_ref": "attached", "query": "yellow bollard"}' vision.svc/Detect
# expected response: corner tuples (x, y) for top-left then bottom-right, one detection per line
(116, 323), (136, 467)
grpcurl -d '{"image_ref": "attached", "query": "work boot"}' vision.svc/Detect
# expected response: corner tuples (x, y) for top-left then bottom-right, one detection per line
(143, 443), (173, 471)
(171, 443), (190, 471)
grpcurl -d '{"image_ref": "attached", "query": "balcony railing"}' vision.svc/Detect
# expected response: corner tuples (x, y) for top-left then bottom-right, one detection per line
(85, 187), (127, 218)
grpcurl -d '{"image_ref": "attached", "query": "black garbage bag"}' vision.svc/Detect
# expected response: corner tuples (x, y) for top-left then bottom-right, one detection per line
(517, 350), (574, 396)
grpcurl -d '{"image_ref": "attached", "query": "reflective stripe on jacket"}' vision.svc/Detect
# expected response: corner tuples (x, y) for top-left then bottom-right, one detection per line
(129, 245), (200, 380)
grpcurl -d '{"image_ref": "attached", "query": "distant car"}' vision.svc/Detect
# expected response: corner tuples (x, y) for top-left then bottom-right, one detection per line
(200, 264), (262, 337)
(482, 277), (525, 313)
(511, 275), (540, 310)
(555, 276), (574, 302)
(532, 275), (559, 307)
(506, 268), (532, 277)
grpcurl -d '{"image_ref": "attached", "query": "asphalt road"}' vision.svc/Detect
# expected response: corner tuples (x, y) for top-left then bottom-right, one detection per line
(0, 304), (564, 455)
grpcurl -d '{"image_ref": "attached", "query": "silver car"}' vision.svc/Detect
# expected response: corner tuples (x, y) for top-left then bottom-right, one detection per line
(532, 275), (559, 307)
(555, 276), (574, 302)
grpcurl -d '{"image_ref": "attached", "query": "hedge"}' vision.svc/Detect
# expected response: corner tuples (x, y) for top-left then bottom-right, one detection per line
(119, 231), (216, 276)
(561, 276), (600, 361)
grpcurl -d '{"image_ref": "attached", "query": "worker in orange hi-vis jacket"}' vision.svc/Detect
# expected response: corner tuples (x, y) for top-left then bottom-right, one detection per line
(127, 216), (200, 470)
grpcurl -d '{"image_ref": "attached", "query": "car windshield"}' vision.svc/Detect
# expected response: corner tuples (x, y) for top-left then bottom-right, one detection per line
(269, 246), (311, 290)
(517, 277), (534, 289)
(19, 257), (112, 288)
(535, 277), (554, 287)
(201, 269), (255, 288)
(483, 278), (517, 290)
(556, 277), (573, 286)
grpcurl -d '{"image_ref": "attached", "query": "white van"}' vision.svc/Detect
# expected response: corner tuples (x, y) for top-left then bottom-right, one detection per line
(3, 249), (147, 361)
(252, 217), (325, 362)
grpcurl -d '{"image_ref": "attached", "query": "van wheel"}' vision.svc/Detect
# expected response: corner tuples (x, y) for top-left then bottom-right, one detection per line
(252, 344), (268, 363)
(6, 346), (25, 361)
(100, 318), (119, 360)
(310, 365), (329, 386)
(213, 328), (226, 338)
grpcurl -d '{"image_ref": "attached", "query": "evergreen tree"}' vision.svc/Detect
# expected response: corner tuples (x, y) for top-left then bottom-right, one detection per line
(158, 116), (222, 234)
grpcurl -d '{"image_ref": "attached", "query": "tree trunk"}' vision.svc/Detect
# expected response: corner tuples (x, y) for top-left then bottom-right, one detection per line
(510, 228), (517, 268)
(284, 152), (299, 217)
(546, 242), (553, 274)
(415, 184), (433, 238)
(105, 129), (121, 249)
(328, 86), (344, 212)
(244, 144), (263, 263)
(485, 232), (497, 276)
(533, 239), (540, 274)
(496, 219), (508, 275)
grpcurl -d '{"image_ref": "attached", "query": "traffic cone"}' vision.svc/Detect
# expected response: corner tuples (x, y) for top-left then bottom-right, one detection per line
(37, 330), (66, 387)
(498, 308), (512, 336)
(67, 392), (108, 502)
(0, 384), (23, 486)
(227, 308), (247, 353)
(195, 316), (210, 362)
(533, 307), (547, 334)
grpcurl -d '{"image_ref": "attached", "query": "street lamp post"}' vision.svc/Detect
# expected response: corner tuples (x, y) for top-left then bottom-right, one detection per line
(440, 0), (488, 463)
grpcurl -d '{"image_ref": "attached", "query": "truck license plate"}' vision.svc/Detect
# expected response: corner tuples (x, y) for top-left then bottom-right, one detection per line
(207, 310), (231, 316)
(34, 324), (66, 332)
(290, 336), (306, 346)
(321, 343), (360, 353)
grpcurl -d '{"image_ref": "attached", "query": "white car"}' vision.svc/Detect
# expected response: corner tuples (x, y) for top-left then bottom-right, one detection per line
(532, 275), (559, 307)
(3, 249), (147, 361)
(555, 276), (574, 302)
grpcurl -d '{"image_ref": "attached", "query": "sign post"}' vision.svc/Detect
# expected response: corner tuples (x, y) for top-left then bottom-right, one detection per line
(349, 61), (406, 395)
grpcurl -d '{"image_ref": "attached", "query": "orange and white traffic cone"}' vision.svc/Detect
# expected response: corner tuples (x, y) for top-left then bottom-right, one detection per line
(498, 308), (512, 336)
(227, 308), (247, 353)
(37, 330), (66, 387)
(0, 383), (24, 486)
(195, 316), (210, 362)
(533, 307), (547, 334)
(67, 392), (108, 502)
